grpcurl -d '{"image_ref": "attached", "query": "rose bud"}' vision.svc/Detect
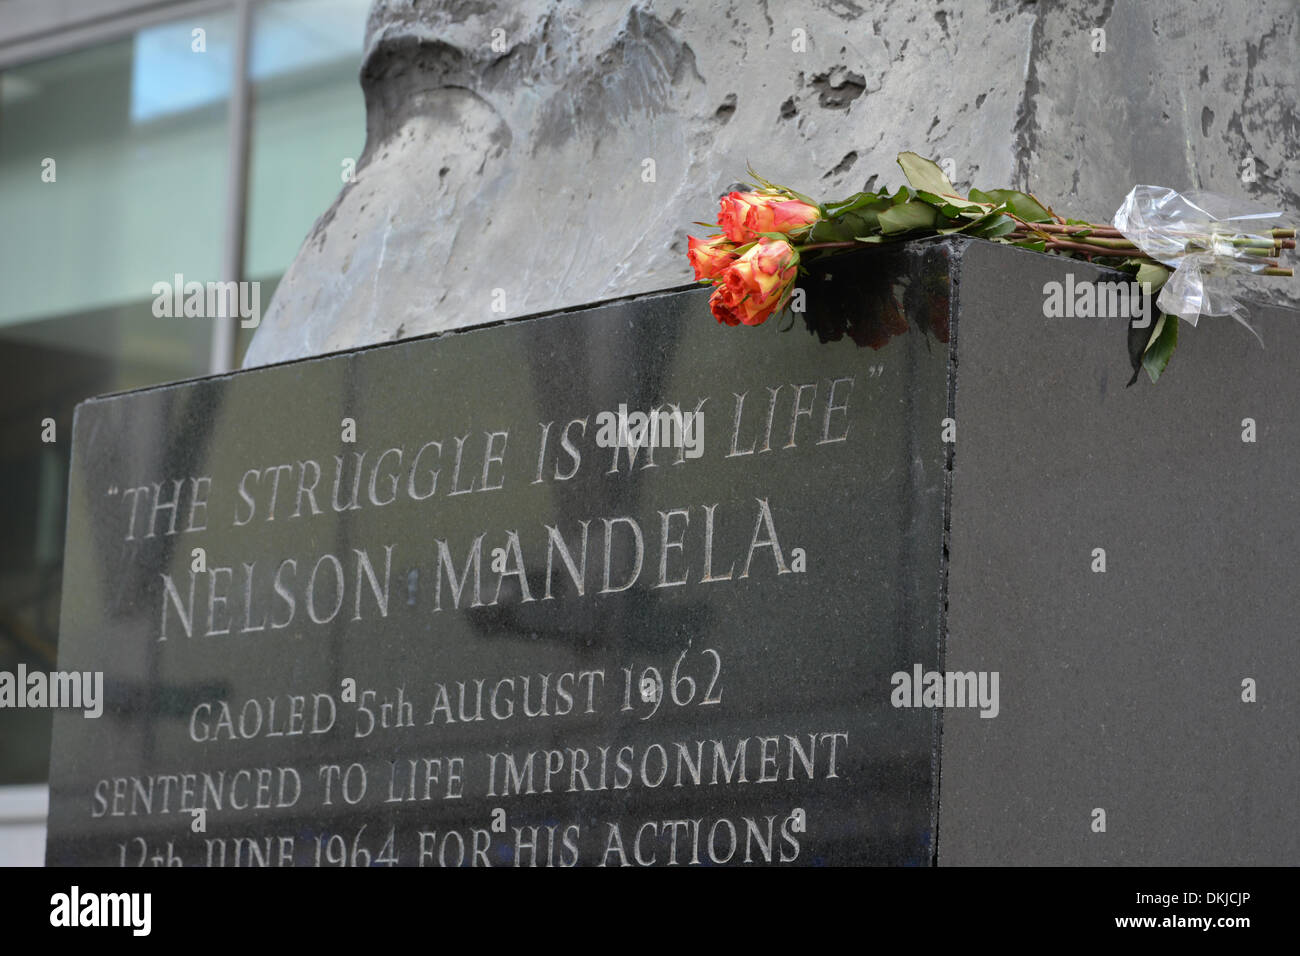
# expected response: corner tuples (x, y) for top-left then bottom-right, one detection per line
(709, 283), (745, 326)
(717, 191), (819, 242)
(687, 234), (739, 281)
(709, 238), (799, 326)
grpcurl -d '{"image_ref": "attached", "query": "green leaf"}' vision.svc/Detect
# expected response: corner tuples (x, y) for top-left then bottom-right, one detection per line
(1142, 312), (1178, 383)
(933, 210), (1017, 239)
(898, 152), (957, 198)
(837, 209), (881, 236)
(806, 219), (853, 243)
(1142, 314), (1165, 355)
(976, 188), (1053, 223)
(811, 196), (896, 242)
(876, 184), (915, 206)
(823, 190), (892, 217)
(967, 213), (1018, 239)
(1011, 238), (1047, 252)
(878, 201), (939, 234)
(1135, 261), (1171, 293)
(914, 189), (988, 218)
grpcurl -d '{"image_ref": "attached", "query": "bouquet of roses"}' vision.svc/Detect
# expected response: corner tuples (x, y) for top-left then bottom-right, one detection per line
(688, 152), (1293, 382)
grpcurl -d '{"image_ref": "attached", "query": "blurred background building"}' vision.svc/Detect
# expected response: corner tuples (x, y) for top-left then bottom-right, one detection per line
(0, 0), (371, 863)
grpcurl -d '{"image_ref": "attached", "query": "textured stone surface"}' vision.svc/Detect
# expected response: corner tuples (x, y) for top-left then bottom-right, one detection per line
(1016, 0), (1299, 311)
(244, 0), (1297, 367)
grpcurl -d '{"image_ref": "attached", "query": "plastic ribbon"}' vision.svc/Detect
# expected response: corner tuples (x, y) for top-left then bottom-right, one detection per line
(1112, 185), (1287, 342)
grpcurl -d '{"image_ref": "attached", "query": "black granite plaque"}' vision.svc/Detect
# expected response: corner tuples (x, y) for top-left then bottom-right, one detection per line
(938, 239), (1300, 865)
(47, 242), (957, 867)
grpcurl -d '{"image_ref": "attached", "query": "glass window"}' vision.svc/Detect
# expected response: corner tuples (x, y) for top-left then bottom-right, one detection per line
(0, 12), (236, 785)
(0, 0), (371, 793)
(0, 23), (232, 343)
(243, 0), (369, 292)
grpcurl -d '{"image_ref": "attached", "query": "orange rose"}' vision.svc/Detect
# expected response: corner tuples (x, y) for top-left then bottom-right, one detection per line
(708, 282), (747, 326)
(709, 238), (798, 326)
(717, 191), (819, 242)
(687, 234), (739, 281)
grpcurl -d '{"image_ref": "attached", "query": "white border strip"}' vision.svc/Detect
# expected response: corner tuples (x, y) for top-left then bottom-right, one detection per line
(0, 784), (48, 823)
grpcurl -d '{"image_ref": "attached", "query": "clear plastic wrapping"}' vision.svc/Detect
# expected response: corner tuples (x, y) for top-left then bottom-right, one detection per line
(1112, 185), (1289, 339)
